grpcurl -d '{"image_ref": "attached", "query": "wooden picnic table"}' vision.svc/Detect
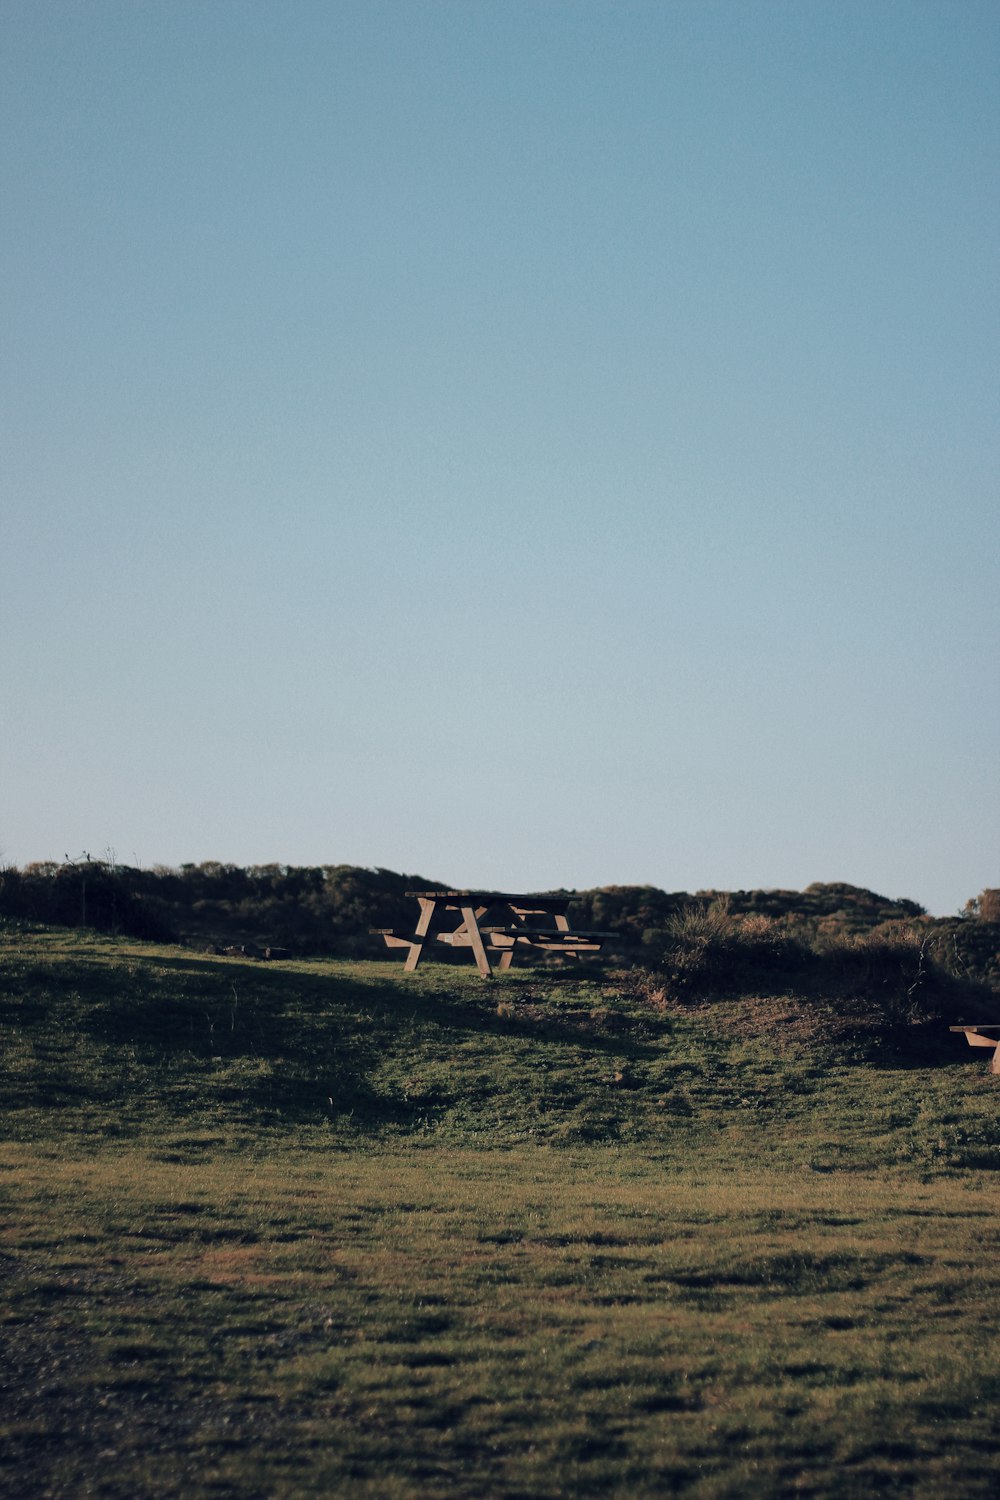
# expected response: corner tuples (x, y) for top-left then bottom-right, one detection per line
(375, 890), (611, 977)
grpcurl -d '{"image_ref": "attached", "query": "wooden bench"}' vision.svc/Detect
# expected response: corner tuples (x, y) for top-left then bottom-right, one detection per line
(375, 891), (613, 977)
(949, 1025), (1000, 1075)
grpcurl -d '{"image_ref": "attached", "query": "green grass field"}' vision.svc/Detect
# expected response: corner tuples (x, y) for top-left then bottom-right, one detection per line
(2, 926), (998, 1497)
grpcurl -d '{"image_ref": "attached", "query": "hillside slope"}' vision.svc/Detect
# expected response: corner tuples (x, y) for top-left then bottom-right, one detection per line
(2, 925), (997, 1168)
(3, 928), (1000, 1500)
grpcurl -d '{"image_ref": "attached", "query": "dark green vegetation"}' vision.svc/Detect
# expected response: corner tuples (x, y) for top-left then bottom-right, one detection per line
(3, 860), (998, 986)
(2, 925), (999, 1497)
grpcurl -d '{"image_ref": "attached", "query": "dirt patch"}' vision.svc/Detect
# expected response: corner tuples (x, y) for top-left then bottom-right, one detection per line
(634, 990), (975, 1065)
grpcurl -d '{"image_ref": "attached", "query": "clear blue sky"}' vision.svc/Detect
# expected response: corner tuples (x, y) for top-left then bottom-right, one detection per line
(2, 0), (997, 915)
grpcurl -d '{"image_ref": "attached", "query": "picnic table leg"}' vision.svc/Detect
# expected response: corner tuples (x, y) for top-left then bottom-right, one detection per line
(460, 906), (493, 978)
(553, 911), (580, 954)
(404, 897), (437, 972)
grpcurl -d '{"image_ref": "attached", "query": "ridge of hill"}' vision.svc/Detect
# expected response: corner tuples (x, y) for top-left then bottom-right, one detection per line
(3, 862), (997, 991)
(2, 859), (996, 952)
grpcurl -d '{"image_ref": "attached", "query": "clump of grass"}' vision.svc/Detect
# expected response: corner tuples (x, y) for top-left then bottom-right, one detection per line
(813, 922), (935, 1024)
(641, 900), (810, 1003)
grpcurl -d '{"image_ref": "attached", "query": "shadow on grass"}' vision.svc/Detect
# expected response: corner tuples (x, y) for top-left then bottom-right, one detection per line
(838, 1020), (999, 1073)
(135, 954), (659, 1057)
(13, 950), (659, 1130)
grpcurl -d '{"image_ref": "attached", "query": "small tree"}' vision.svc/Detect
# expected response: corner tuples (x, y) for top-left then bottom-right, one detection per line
(964, 889), (1000, 923)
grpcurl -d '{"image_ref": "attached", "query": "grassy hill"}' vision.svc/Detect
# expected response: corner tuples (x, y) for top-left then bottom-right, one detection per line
(2, 925), (999, 1497)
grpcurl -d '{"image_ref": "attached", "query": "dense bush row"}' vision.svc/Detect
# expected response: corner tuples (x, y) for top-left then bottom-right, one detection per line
(0, 859), (435, 955)
(1, 861), (997, 994)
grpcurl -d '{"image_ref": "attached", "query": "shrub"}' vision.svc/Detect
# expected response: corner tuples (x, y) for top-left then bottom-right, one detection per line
(814, 923), (935, 1025)
(0, 860), (176, 942)
(636, 910), (991, 1031)
(641, 901), (811, 1002)
(964, 889), (1000, 923)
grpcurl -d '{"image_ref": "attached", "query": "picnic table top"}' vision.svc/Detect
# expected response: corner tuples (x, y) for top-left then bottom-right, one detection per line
(405, 890), (574, 907)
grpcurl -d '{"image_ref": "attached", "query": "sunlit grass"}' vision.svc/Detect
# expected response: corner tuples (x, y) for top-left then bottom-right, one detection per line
(2, 1147), (999, 1498)
(1, 925), (999, 1496)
